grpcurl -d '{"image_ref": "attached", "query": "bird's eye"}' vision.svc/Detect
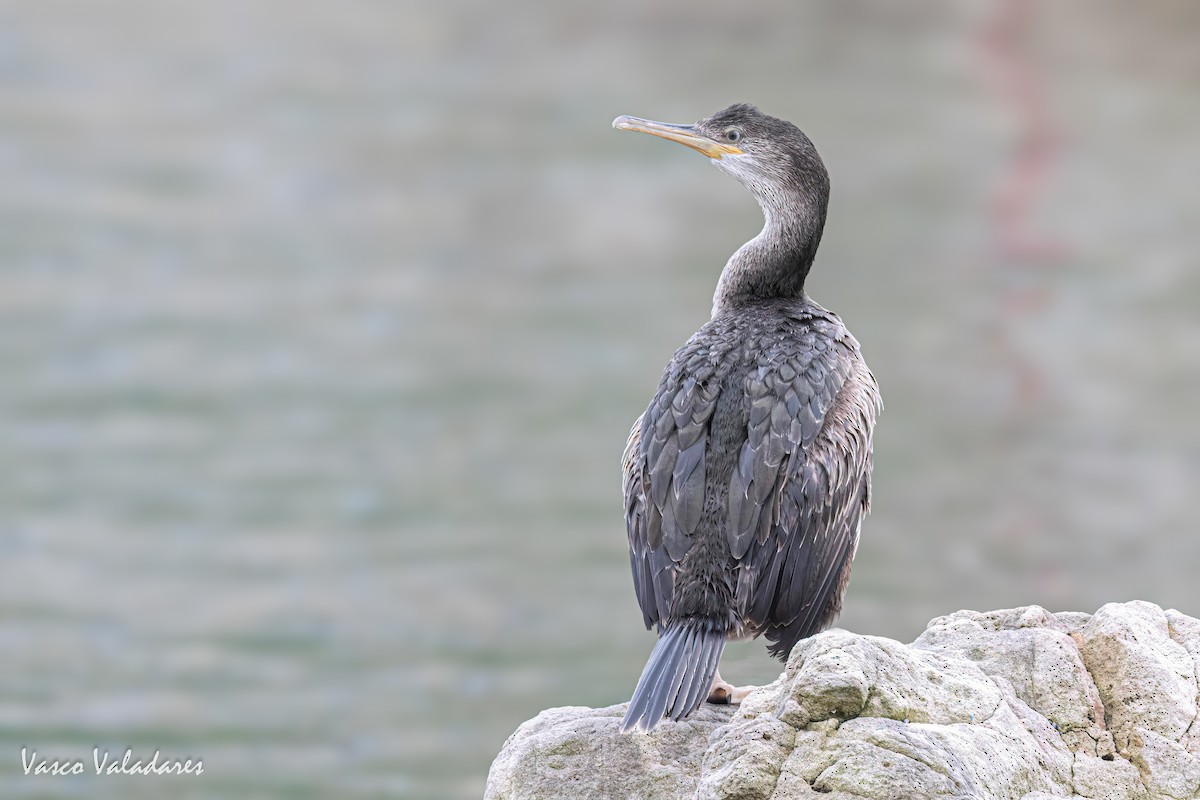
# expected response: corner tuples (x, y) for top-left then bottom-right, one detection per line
(724, 129), (742, 143)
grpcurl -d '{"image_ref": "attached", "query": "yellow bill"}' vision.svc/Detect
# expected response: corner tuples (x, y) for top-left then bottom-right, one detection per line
(613, 115), (743, 159)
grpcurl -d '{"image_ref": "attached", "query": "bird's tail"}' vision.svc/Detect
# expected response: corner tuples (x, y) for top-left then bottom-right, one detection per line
(620, 619), (726, 733)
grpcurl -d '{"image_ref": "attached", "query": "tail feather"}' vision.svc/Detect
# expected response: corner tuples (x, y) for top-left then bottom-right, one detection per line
(680, 627), (724, 714)
(620, 620), (726, 733)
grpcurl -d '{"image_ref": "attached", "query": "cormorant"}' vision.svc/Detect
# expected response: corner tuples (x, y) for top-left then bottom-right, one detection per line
(612, 104), (881, 733)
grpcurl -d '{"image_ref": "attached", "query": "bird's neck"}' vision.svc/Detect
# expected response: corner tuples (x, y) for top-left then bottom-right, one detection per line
(711, 195), (825, 317)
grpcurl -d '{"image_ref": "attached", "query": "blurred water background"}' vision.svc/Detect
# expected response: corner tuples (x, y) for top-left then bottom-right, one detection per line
(0, 1), (1197, 797)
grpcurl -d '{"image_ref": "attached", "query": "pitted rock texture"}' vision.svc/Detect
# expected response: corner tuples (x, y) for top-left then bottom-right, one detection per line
(485, 602), (1200, 800)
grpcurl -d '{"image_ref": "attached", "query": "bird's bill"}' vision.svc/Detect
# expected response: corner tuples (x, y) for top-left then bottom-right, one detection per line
(612, 115), (743, 159)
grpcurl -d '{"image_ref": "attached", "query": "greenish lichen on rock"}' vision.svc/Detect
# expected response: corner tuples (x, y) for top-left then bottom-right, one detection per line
(485, 602), (1200, 800)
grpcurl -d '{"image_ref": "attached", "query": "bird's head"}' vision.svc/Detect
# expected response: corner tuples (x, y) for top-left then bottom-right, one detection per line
(613, 103), (829, 216)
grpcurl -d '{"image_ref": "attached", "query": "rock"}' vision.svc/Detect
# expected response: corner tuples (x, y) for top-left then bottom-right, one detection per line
(1166, 610), (1200, 759)
(484, 703), (733, 800)
(1079, 602), (1196, 747)
(486, 602), (1200, 800)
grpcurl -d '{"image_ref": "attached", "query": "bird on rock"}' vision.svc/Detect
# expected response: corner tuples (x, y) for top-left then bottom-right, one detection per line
(612, 104), (882, 733)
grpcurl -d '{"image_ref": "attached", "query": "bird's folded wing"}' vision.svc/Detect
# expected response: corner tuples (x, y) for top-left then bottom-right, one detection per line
(623, 354), (721, 631)
(731, 335), (880, 657)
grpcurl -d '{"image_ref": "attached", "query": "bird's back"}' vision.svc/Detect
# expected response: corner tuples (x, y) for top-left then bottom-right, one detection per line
(624, 297), (880, 657)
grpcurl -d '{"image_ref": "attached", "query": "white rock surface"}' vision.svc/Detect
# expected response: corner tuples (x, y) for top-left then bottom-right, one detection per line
(486, 602), (1200, 799)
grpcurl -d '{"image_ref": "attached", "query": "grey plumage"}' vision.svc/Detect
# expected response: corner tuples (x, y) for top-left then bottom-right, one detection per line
(620, 619), (726, 733)
(613, 104), (881, 733)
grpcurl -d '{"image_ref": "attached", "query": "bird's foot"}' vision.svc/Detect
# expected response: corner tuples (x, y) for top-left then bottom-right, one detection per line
(707, 671), (756, 705)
